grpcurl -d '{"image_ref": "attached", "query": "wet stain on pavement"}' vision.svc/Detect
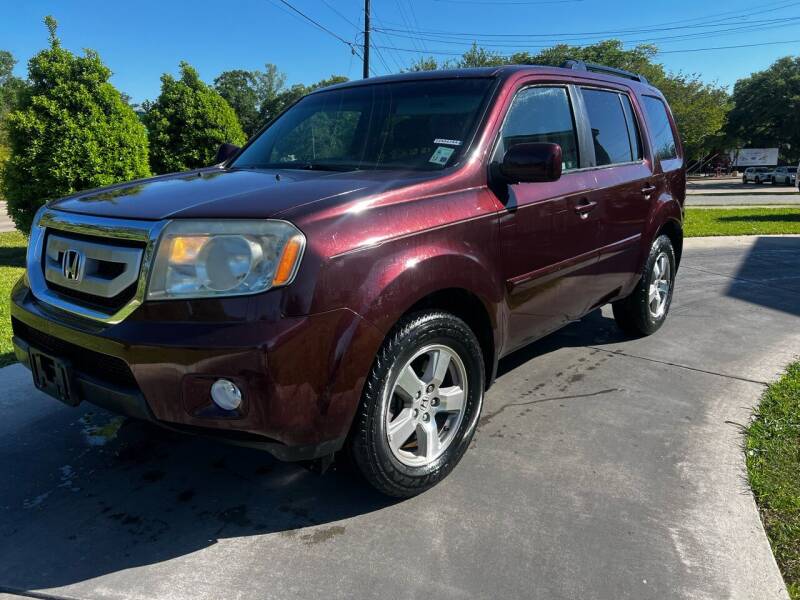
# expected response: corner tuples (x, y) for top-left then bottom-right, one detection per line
(300, 525), (346, 545)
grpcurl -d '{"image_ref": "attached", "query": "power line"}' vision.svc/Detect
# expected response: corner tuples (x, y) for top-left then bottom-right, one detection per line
(430, 0), (585, 4)
(373, 0), (800, 38)
(320, 0), (392, 74)
(370, 36), (800, 56)
(268, 0), (377, 76)
(373, 16), (800, 48)
(361, 1), (409, 72)
(656, 37), (800, 54)
(270, 0), (354, 48)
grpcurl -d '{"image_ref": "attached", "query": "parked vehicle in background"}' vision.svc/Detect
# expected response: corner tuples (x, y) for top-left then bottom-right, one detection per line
(771, 166), (797, 186)
(10, 62), (686, 497)
(743, 167), (775, 184)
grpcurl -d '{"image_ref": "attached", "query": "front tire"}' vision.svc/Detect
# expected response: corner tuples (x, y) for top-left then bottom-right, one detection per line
(612, 234), (677, 336)
(349, 311), (485, 497)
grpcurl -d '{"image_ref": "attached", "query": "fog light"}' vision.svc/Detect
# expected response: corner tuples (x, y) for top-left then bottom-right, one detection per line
(210, 379), (242, 410)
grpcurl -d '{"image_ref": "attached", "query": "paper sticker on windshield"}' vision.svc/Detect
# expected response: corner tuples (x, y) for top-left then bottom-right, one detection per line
(429, 146), (455, 166)
(434, 138), (463, 146)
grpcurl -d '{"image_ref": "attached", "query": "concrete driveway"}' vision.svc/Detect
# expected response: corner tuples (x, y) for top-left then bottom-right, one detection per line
(2, 236), (799, 600)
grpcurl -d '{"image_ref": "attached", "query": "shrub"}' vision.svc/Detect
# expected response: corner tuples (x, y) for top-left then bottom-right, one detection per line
(144, 62), (246, 174)
(1, 17), (150, 232)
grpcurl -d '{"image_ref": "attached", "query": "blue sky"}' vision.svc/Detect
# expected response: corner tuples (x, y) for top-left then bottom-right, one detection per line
(3, 0), (799, 104)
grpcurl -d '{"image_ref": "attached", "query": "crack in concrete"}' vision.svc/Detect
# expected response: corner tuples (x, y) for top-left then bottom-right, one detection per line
(479, 388), (620, 428)
(587, 346), (769, 386)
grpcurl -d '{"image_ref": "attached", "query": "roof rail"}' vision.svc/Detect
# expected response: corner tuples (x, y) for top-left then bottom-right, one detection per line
(562, 59), (649, 85)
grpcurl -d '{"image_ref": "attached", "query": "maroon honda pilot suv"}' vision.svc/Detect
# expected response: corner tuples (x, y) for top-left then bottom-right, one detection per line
(10, 61), (685, 497)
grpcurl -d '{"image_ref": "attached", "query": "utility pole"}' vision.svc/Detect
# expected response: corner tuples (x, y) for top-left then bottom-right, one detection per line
(363, 0), (370, 78)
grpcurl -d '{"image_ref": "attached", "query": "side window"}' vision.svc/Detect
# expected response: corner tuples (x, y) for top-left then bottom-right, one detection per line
(642, 95), (679, 161)
(581, 88), (638, 166)
(620, 94), (643, 161)
(497, 86), (579, 171)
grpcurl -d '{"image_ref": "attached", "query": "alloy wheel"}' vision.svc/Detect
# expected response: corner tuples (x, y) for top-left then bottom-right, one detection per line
(648, 252), (671, 319)
(384, 344), (468, 467)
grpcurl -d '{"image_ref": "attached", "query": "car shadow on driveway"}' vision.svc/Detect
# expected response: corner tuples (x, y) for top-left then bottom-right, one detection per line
(0, 406), (398, 592)
(0, 309), (629, 594)
(724, 236), (800, 317)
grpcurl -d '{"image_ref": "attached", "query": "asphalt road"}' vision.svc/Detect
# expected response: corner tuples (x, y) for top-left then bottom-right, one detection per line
(0, 202), (13, 233)
(687, 179), (800, 206)
(2, 236), (799, 600)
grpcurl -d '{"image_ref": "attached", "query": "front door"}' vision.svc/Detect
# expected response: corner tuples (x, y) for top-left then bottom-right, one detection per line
(492, 84), (601, 352)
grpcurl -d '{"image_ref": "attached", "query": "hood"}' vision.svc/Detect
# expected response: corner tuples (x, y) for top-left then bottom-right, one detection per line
(49, 167), (439, 221)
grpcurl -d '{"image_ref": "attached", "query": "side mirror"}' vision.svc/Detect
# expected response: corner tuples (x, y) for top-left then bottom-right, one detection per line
(499, 142), (563, 184)
(214, 143), (241, 165)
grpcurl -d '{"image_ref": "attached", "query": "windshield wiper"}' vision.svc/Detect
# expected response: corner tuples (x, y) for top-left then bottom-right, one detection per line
(277, 163), (359, 172)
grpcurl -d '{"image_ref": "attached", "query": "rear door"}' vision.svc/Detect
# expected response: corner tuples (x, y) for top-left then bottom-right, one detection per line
(575, 85), (655, 309)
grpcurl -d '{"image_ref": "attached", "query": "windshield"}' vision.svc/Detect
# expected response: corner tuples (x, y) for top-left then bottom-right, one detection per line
(789, 167), (798, 173)
(232, 78), (494, 172)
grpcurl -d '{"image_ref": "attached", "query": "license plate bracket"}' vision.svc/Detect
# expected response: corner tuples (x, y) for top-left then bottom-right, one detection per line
(29, 347), (79, 407)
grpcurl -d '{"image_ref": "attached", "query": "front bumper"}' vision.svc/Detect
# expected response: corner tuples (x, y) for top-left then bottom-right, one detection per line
(11, 279), (384, 461)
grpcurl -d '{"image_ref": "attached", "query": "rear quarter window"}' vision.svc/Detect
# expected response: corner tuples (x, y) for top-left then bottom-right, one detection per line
(641, 95), (679, 162)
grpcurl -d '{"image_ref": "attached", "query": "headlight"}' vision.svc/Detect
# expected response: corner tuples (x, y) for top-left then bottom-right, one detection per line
(146, 220), (305, 300)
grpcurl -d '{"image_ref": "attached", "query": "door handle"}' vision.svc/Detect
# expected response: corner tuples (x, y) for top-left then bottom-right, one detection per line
(641, 184), (657, 199)
(574, 199), (597, 219)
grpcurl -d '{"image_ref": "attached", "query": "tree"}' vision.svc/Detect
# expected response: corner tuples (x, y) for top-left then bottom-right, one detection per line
(214, 69), (261, 137)
(144, 61), (246, 174)
(407, 56), (442, 72)
(654, 73), (730, 163)
(256, 72), (349, 129)
(726, 56), (800, 164)
(0, 50), (28, 202)
(516, 41), (730, 161)
(0, 51), (26, 120)
(459, 43), (505, 68)
(254, 63), (286, 111)
(1, 17), (149, 231)
(511, 40), (664, 82)
(405, 40), (730, 162)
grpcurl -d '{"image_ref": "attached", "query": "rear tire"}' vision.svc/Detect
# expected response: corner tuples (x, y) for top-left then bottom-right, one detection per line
(612, 234), (677, 336)
(349, 311), (485, 497)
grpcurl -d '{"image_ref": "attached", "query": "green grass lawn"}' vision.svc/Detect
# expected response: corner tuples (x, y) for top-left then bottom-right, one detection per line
(685, 207), (800, 237)
(747, 362), (800, 599)
(0, 231), (26, 367)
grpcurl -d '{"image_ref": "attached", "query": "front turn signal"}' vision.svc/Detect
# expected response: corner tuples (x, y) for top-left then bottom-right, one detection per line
(272, 235), (305, 286)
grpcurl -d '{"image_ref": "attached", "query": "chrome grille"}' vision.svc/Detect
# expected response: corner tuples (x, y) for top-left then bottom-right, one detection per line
(44, 233), (143, 299)
(27, 208), (168, 324)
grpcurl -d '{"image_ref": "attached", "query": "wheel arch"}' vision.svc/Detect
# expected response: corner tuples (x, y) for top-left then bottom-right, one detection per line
(402, 287), (497, 390)
(656, 218), (684, 268)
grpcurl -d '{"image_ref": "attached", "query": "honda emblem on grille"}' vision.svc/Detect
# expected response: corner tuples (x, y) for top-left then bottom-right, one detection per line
(62, 249), (85, 282)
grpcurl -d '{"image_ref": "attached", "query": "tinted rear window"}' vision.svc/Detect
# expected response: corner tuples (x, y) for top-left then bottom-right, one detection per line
(642, 96), (679, 161)
(582, 88), (639, 166)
